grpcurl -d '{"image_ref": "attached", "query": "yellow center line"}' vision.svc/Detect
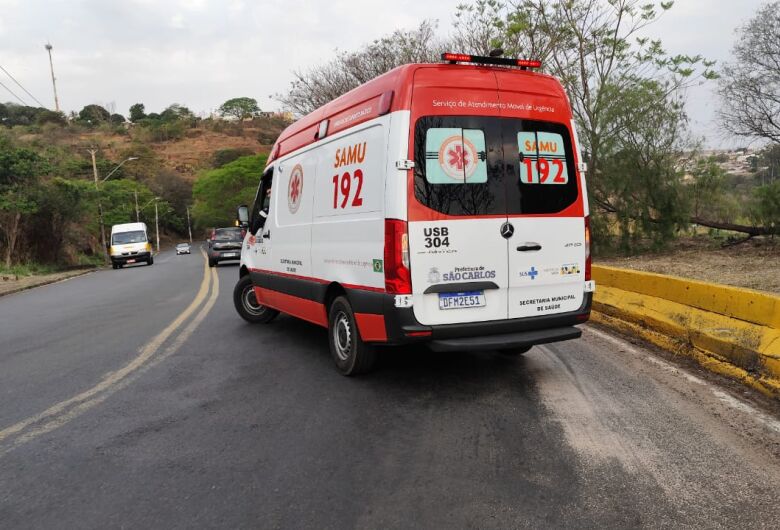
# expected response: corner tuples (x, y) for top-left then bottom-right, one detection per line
(0, 249), (215, 453)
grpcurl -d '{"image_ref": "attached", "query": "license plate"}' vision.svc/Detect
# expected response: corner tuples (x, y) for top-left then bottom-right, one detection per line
(127, 259), (136, 263)
(438, 291), (485, 310)
(222, 252), (238, 258)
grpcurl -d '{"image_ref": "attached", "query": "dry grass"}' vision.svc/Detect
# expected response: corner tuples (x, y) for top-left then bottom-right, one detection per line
(596, 237), (780, 294)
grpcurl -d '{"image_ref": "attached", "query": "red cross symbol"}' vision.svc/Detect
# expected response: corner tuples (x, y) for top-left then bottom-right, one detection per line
(290, 174), (301, 203)
(447, 144), (469, 171)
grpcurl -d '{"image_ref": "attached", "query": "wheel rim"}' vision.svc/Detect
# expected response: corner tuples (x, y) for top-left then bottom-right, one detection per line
(332, 310), (352, 362)
(242, 284), (265, 316)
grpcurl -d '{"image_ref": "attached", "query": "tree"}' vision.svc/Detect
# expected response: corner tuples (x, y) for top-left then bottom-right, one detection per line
(595, 79), (691, 250)
(750, 181), (780, 235)
(129, 103), (146, 123)
(218, 97), (261, 120)
(110, 113), (126, 125)
(35, 109), (68, 126)
(0, 140), (50, 266)
(78, 104), (110, 124)
(275, 20), (444, 115)
(718, 2), (780, 143)
(687, 158), (740, 224)
(159, 104), (194, 122)
(191, 154), (266, 229)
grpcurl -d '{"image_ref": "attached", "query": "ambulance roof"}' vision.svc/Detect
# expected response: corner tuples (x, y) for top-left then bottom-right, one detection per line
(269, 62), (569, 164)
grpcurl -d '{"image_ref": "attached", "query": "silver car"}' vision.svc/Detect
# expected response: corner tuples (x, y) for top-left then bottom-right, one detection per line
(176, 242), (191, 255)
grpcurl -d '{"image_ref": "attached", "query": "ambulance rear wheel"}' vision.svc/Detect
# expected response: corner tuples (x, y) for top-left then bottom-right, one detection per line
(498, 345), (533, 356)
(328, 296), (377, 376)
(233, 275), (278, 324)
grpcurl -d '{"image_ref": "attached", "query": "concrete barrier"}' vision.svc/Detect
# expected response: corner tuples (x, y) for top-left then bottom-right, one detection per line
(591, 265), (780, 398)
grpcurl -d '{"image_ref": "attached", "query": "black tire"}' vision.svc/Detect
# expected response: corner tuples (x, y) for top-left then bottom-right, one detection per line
(327, 296), (377, 376)
(233, 274), (278, 324)
(148, 255), (154, 265)
(112, 263), (118, 270)
(498, 345), (533, 356)
(208, 258), (216, 268)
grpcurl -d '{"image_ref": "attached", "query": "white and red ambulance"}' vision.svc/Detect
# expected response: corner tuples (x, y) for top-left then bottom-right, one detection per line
(233, 53), (595, 375)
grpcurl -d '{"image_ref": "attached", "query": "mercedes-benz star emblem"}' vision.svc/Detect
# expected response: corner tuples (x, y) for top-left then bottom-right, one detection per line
(500, 221), (514, 239)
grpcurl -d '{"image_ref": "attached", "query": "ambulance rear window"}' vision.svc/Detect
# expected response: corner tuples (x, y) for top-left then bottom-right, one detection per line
(414, 116), (505, 216)
(414, 116), (579, 216)
(424, 128), (487, 184)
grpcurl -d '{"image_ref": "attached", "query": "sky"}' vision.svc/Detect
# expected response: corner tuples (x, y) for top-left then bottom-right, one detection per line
(0, 0), (768, 147)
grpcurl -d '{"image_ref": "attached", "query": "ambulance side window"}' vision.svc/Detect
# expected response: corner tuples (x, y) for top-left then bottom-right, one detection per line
(250, 168), (273, 234)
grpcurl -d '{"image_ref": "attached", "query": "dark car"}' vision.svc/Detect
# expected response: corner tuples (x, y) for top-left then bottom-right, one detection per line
(207, 227), (244, 267)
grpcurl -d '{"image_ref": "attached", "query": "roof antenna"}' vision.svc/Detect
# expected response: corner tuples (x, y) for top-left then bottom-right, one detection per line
(489, 48), (504, 58)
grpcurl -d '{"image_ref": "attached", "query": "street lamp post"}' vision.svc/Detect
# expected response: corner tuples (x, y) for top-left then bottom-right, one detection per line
(154, 200), (160, 252)
(139, 196), (162, 253)
(186, 206), (193, 244)
(88, 150), (138, 261)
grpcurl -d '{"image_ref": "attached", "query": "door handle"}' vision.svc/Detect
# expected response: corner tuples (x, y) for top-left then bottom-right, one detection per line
(516, 243), (542, 251)
(263, 231), (271, 239)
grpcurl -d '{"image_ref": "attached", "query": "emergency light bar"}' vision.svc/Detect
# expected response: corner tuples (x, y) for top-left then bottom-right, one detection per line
(441, 52), (542, 70)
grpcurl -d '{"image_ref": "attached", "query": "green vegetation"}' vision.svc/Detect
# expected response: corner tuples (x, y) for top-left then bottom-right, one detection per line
(191, 154), (266, 230)
(0, 95), (288, 270)
(218, 97), (261, 120)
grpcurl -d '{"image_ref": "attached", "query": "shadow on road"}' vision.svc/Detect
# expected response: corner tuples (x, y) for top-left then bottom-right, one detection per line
(235, 312), (534, 396)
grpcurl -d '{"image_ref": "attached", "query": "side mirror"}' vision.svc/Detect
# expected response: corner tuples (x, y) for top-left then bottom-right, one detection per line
(236, 205), (249, 227)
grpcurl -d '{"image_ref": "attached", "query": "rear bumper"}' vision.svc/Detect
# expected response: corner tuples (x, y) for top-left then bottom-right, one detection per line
(209, 249), (241, 261)
(427, 326), (582, 352)
(348, 288), (592, 348)
(247, 268), (592, 350)
(111, 252), (151, 264)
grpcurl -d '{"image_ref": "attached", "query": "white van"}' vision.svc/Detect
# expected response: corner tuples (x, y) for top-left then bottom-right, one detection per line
(233, 53), (594, 375)
(109, 222), (153, 269)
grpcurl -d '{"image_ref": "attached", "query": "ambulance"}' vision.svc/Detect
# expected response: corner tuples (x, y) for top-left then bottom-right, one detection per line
(233, 53), (594, 375)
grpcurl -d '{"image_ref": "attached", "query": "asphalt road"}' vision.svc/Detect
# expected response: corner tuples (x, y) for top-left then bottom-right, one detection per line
(1, 248), (779, 529)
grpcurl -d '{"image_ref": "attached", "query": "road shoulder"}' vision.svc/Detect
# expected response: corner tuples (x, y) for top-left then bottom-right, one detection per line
(0, 269), (97, 298)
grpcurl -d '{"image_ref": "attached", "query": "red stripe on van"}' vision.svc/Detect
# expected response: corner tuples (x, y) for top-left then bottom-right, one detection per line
(254, 286), (328, 327)
(354, 313), (388, 343)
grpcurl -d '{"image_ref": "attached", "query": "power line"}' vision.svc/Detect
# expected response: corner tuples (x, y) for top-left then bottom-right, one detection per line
(0, 64), (46, 107)
(0, 78), (28, 105)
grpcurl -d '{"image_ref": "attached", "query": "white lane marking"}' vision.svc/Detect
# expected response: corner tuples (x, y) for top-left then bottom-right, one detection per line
(584, 326), (780, 435)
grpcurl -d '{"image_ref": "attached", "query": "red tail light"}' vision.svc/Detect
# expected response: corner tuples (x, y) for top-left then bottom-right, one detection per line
(384, 219), (411, 294)
(584, 216), (591, 281)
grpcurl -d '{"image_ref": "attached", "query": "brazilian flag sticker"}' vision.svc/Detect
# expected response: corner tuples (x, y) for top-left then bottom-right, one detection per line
(372, 259), (383, 273)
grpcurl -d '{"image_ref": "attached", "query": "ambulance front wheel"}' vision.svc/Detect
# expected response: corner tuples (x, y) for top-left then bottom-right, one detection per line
(328, 296), (377, 376)
(233, 275), (278, 324)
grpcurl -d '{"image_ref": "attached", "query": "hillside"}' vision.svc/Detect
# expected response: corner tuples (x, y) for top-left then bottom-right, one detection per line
(1, 108), (291, 269)
(15, 116), (288, 181)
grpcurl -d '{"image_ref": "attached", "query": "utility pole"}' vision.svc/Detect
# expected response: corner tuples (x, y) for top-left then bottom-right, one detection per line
(154, 200), (160, 252)
(89, 149), (108, 261)
(87, 152), (138, 264)
(44, 43), (60, 112)
(134, 189), (140, 221)
(186, 206), (193, 244)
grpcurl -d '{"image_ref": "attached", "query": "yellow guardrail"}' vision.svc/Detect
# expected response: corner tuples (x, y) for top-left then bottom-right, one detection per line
(591, 265), (780, 398)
